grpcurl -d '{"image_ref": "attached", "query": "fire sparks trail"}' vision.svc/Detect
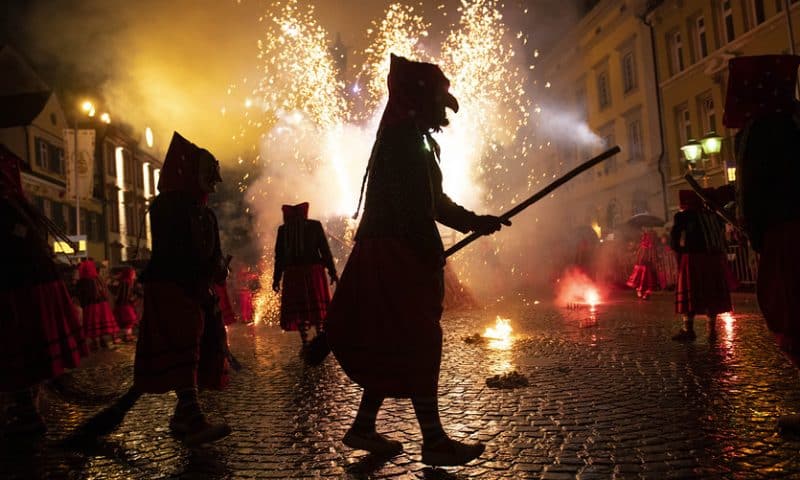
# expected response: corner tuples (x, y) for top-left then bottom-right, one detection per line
(239, 1), (536, 323)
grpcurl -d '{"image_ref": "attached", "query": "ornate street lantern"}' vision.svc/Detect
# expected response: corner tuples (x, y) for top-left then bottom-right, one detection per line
(680, 139), (704, 164)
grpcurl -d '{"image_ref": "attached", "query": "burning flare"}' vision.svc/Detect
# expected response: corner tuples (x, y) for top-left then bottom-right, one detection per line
(483, 316), (514, 350)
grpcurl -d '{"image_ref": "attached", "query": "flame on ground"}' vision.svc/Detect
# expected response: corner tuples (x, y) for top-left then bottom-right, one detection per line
(483, 316), (514, 350)
(556, 267), (604, 308)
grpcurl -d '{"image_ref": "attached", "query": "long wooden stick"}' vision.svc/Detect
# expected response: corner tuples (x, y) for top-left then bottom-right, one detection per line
(682, 173), (746, 235)
(445, 145), (621, 258)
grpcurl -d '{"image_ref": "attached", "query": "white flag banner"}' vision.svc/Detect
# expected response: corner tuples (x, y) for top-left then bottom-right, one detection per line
(64, 129), (96, 200)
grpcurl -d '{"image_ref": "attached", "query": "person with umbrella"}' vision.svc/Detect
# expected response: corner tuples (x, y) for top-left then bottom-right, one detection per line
(625, 213), (664, 300)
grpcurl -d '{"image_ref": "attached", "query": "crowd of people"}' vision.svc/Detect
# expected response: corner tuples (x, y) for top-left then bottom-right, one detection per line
(2, 52), (800, 467)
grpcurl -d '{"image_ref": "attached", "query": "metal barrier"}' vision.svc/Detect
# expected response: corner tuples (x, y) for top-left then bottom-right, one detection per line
(726, 244), (758, 285)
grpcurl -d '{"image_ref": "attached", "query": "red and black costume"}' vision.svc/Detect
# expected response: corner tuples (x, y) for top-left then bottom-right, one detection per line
(133, 133), (229, 394)
(727, 55), (800, 361)
(273, 202), (336, 344)
(0, 145), (87, 433)
(237, 267), (258, 324)
(671, 190), (732, 319)
(77, 259), (118, 343)
(626, 230), (658, 299)
(113, 267), (139, 335)
(213, 281), (237, 326)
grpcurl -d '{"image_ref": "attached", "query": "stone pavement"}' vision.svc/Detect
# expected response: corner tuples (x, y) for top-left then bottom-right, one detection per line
(4, 291), (800, 479)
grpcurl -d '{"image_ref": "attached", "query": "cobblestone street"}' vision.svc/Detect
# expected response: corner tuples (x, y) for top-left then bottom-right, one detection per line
(4, 291), (800, 479)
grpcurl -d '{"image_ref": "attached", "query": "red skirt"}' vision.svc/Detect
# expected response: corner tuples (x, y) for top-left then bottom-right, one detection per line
(239, 290), (254, 324)
(83, 301), (118, 339)
(326, 238), (443, 398)
(626, 262), (658, 294)
(675, 252), (732, 315)
(279, 264), (330, 331)
(758, 221), (800, 354)
(214, 284), (237, 326)
(115, 304), (138, 329)
(0, 280), (87, 391)
(134, 282), (228, 394)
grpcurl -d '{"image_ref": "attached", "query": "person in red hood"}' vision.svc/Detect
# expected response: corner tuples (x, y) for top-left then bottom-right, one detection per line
(325, 54), (509, 466)
(272, 202), (338, 349)
(132, 132), (231, 445)
(0, 145), (87, 436)
(113, 267), (140, 342)
(727, 55), (800, 432)
(77, 258), (118, 349)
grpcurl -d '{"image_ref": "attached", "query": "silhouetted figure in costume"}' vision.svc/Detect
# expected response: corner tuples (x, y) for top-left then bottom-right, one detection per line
(626, 229), (658, 299)
(726, 55), (800, 431)
(0, 145), (87, 436)
(113, 266), (140, 342)
(272, 202), (338, 348)
(77, 258), (118, 349)
(670, 189), (732, 341)
(326, 54), (509, 466)
(133, 132), (231, 445)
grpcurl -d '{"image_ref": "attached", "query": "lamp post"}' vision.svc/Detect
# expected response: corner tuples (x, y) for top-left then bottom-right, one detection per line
(681, 131), (723, 187)
(73, 101), (110, 239)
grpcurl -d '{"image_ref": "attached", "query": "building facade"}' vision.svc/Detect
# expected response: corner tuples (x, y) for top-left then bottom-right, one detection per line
(646, 0), (799, 211)
(539, 0), (667, 237)
(0, 45), (162, 266)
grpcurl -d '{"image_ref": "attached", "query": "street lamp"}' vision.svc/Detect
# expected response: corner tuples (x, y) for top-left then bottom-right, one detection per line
(73, 100), (110, 238)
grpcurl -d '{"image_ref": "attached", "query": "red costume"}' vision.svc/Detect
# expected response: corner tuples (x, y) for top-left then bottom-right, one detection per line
(728, 55), (800, 361)
(671, 190), (732, 317)
(213, 282), (237, 326)
(236, 267), (258, 324)
(273, 202), (336, 343)
(626, 230), (658, 299)
(0, 146), (87, 392)
(133, 132), (229, 394)
(114, 267), (139, 331)
(77, 259), (118, 342)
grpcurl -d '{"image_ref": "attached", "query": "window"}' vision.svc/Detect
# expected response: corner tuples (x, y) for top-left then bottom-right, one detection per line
(627, 117), (644, 162)
(110, 194), (120, 233)
(698, 95), (719, 164)
(600, 124), (617, 174)
(695, 16), (709, 59)
(676, 105), (692, 147)
(48, 144), (64, 174)
(576, 86), (587, 116)
(134, 159), (143, 190)
(722, 0), (735, 43)
(670, 30), (685, 74)
(105, 142), (116, 177)
(123, 151), (135, 186)
(35, 139), (49, 169)
(632, 190), (649, 215)
(752, 0), (766, 26)
(597, 71), (611, 110)
(621, 51), (637, 93)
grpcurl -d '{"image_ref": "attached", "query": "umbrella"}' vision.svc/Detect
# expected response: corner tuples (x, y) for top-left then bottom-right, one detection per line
(626, 213), (665, 228)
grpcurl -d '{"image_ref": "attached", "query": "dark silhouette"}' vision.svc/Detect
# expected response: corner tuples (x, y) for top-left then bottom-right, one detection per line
(0, 144), (87, 437)
(272, 202), (338, 348)
(131, 132), (231, 445)
(325, 54), (508, 466)
(727, 55), (800, 431)
(77, 258), (119, 349)
(670, 189), (732, 341)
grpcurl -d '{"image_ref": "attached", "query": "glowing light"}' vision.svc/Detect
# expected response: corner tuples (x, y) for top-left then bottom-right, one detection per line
(81, 101), (94, 113)
(100, 112), (111, 124)
(115, 147), (128, 260)
(585, 288), (600, 307)
(483, 316), (514, 350)
(145, 127), (154, 148)
(591, 221), (601, 239)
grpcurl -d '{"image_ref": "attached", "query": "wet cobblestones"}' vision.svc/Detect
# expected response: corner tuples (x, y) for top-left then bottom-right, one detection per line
(3, 292), (800, 479)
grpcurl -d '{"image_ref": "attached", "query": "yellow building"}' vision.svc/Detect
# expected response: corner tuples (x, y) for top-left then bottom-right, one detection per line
(539, 0), (667, 235)
(646, 0), (798, 211)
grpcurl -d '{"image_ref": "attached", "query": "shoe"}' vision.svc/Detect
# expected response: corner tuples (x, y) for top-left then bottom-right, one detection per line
(343, 429), (403, 456)
(671, 329), (697, 342)
(421, 437), (485, 466)
(778, 414), (800, 433)
(170, 414), (231, 446)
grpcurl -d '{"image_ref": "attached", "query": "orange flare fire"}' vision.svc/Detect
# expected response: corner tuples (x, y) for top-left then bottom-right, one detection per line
(483, 316), (513, 350)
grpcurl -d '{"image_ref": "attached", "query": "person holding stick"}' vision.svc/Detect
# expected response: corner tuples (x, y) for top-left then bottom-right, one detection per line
(325, 54), (509, 466)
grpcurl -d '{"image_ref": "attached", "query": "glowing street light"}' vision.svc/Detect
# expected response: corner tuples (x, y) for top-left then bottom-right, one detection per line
(100, 112), (111, 124)
(680, 139), (704, 164)
(700, 131), (723, 155)
(81, 100), (94, 113)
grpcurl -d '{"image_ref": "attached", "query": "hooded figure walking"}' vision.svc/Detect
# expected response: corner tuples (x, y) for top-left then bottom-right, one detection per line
(325, 54), (509, 466)
(132, 132), (231, 445)
(272, 202), (338, 349)
(726, 55), (800, 431)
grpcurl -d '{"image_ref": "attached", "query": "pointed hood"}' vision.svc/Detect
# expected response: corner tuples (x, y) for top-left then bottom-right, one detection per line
(157, 132), (220, 197)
